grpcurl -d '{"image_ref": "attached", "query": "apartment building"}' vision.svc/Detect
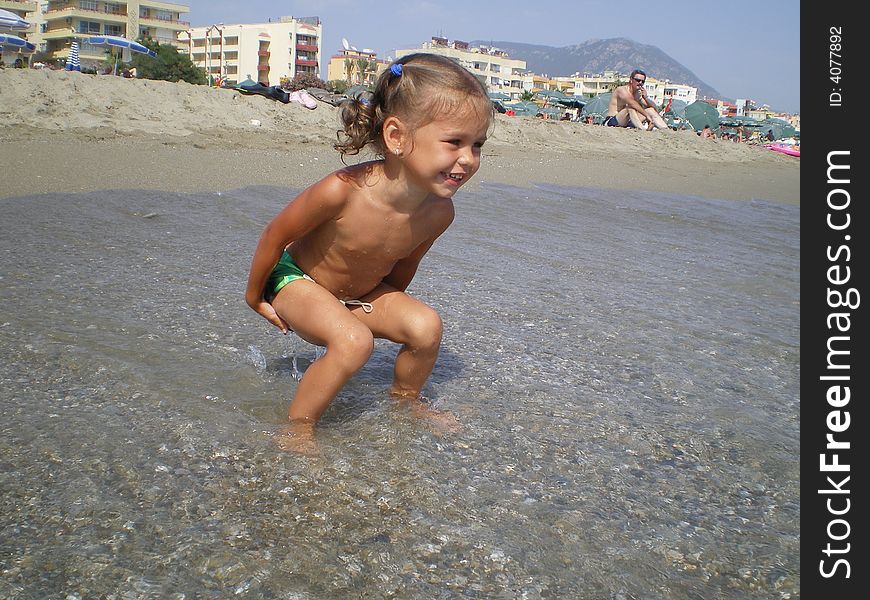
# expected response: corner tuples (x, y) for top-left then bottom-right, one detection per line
(326, 47), (387, 87)
(182, 16), (321, 87)
(395, 37), (530, 97)
(1, 0), (37, 63)
(29, 1), (188, 66)
(0, 0), (37, 34)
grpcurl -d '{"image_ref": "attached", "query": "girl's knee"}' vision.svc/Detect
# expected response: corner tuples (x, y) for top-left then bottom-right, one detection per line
(405, 306), (443, 350)
(329, 325), (374, 370)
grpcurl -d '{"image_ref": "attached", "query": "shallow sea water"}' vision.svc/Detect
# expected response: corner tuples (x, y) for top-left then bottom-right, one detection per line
(1, 183), (799, 599)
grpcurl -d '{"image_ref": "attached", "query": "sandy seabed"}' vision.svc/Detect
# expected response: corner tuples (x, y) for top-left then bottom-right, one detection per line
(1, 68), (798, 204)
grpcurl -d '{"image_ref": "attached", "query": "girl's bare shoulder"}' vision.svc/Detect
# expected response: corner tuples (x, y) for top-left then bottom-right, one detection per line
(303, 163), (378, 210)
(333, 160), (384, 190)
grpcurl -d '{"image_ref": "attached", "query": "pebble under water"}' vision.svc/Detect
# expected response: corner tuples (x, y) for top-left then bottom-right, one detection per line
(1, 183), (799, 598)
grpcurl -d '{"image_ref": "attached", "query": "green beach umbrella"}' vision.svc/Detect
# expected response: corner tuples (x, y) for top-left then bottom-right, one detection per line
(580, 92), (611, 118)
(663, 98), (688, 118)
(505, 101), (540, 116)
(759, 118), (796, 140)
(684, 101), (720, 132)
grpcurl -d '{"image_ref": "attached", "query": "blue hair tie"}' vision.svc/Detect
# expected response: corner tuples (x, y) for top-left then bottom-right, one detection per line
(390, 63), (403, 77)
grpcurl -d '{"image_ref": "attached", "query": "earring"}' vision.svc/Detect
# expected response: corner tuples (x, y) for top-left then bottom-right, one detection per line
(394, 148), (401, 156)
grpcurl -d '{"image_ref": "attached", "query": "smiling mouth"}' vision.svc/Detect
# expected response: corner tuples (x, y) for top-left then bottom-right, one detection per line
(445, 173), (464, 182)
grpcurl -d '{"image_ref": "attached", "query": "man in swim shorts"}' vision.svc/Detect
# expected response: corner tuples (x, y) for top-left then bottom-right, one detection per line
(605, 69), (668, 130)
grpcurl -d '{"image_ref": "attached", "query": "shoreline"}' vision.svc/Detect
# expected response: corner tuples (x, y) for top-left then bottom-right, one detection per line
(1, 69), (799, 204)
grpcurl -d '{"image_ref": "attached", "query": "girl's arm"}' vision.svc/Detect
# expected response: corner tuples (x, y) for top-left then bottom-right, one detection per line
(246, 174), (348, 331)
(382, 200), (455, 292)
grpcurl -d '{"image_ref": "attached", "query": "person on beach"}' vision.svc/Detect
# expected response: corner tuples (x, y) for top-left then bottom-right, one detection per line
(604, 70), (668, 130)
(246, 53), (493, 451)
(700, 125), (716, 139)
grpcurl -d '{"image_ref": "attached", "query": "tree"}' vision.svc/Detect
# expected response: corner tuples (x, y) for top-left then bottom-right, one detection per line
(327, 79), (349, 94)
(344, 58), (354, 83)
(130, 36), (207, 85)
(520, 90), (535, 102)
(281, 72), (327, 91)
(355, 57), (369, 84)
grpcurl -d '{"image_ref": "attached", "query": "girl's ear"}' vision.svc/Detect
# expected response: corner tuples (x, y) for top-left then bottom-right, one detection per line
(382, 115), (407, 156)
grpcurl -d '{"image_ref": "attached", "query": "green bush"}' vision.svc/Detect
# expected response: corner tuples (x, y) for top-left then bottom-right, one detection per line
(130, 36), (208, 85)
(281, 72), (327, 91)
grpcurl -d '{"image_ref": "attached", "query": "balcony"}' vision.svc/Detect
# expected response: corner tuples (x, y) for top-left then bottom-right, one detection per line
(257, 50), (270, 56)
(43, 6), (128, 23)
(0, 0), (38, 9)
(139, 13), (189, 30)
(295, 58), (317, 67)
(41, 29), (78, 41)
(296, 43), (317, 52)
(256, 64), (270, 71)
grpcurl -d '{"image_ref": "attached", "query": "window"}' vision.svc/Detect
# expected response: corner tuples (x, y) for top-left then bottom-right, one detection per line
(77, 21), (101, 34)
(104, 3), (122, 14)
(105, 24), (122, 36)
(79, 0), (97, 10)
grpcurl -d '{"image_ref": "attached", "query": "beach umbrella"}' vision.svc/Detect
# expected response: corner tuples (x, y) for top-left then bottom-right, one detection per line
(684, 101), (720, 132)
(555, 95), (586, 109)
(663, 98), (687, 118)
(83, 35), (157, 58)
(536, 89), (568, 100)
(580, 92), (611, 118)
(505, 101), (540, 116)
(719, 114), (758, 127)
(757, 118), (795, 141)
(0, 8), (30, 31)
(488, 91), (510, 101)
(0, 32), (35, 53)
(65, 40), (81, 71)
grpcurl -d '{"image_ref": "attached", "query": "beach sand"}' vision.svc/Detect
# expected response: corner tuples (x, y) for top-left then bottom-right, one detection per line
(1, 68), (799, 204)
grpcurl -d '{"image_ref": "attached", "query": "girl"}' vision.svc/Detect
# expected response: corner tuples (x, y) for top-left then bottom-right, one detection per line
(245, 53), (493, 448)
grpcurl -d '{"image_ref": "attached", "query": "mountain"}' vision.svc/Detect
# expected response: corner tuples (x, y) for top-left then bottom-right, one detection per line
(471, 37), (722, 101)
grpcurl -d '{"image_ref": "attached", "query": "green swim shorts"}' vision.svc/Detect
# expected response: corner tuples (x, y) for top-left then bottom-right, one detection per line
(265, 250), (311, 302)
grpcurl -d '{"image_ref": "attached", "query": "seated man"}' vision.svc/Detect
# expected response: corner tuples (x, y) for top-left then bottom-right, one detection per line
(604, 70), (668, 130)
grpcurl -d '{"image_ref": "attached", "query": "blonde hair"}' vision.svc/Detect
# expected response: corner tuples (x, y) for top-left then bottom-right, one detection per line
(335, 53), (493, 157)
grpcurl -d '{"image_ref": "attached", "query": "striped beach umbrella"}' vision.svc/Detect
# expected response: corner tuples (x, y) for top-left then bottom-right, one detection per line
(0, 32), (36, 53)
(65, 40), (81, 71)
(84, 35), (157, 58)
(0, 8), (30, 31)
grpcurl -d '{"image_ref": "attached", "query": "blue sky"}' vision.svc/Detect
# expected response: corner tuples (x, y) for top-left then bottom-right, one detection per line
(181, 0), (800, 114)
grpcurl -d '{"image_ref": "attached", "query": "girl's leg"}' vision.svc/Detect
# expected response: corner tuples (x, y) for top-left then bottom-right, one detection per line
(270, 279), (374, 423)
(350, 284), (443, 398)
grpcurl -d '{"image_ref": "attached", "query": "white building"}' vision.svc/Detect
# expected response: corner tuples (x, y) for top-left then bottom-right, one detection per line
(181, 15), (321, 87)
(395, 37), (530, 97)
(555, 71), (697, 106)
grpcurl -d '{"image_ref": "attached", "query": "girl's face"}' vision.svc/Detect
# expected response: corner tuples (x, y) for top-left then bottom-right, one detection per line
(401, 102), (490, 199)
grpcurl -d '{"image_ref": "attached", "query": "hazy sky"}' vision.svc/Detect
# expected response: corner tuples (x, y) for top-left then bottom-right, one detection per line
(181, 0), (800, 113)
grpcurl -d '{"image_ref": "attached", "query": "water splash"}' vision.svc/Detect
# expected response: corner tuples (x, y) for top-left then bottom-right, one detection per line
(247, 345), (266, 371)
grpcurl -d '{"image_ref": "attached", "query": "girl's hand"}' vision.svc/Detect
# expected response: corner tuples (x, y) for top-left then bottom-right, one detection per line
(250, 299), (290, 334)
